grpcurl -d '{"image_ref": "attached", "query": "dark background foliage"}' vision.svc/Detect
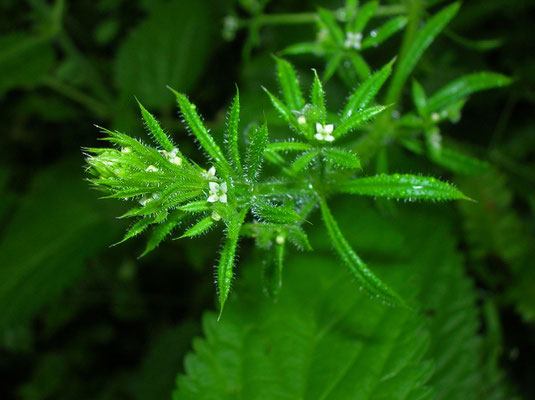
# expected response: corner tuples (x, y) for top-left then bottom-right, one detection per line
(0, 0), (534, 398)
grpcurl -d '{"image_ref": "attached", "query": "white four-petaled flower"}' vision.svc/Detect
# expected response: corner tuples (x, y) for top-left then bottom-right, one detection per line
(344, 32), (362, 50)
(202, 166), (217, 180)
(314, 123), (335, 142)
(207, 181), (227, 204)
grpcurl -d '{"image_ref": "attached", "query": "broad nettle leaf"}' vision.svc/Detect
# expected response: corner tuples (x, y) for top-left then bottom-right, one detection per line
(115, 0), (212, 108)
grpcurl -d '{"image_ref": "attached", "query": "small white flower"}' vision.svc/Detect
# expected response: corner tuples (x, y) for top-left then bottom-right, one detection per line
(160, 148), (182, 166)
(145, 165), (158, 172)
(207, 181), (228, 204)
(121, 147), (132, 154)
(314, 123), (335, 142)
(275, 235), (285, 245)
(344, 32), (362, 50)
(297, 115), (307, 125)
(431, 112), (441, 122)
(202, 166), (217, 180)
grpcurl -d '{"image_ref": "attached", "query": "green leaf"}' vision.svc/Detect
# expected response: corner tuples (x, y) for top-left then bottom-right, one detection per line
(425, 72), (512, 112)
(114, 0), (212, 108)
(274, 57), (305, 111)
(362, 16), (408, 49)
(347, 52), (371, 80)
(401, 139), (490, 175)
(0, 33), (54, 99)
(253, 199), (303, 225)
(245, 122), (269, 182)
(310, 69), (326, 121)
(113, 216), (153, 246)
(386, 2), (460, 103)
(226, 87), (242, 171)
(319, 198), (404, 306)
(333, 105), (387, 138)
(336, 173), (471, 201)
(179, 200), (210, 213)
(137, 100), (176, 152)
(266, 141), (311, 153)
(0, 161), (120, 328)
(170, 89), (232, 175)
(281, 42), (320, 55)
(287, 226), (312, 251)
(323, 148), (361, 169)
(291, 150), (320, 172)
(140, 211), (186, 257)
(217, 209), (247, 315)
(175, 253), (430, 399)
(180, 217), (214, 239)
(263, 242), (285, 298)
(342, 59), (394, 120)
(411, 79), (428, 117)
(350, 0), (378, 33)
(317, 7), (345, 45)
(262, 87), (297, 126)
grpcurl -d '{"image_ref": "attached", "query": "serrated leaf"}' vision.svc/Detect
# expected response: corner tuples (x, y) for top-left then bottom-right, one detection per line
(137, 100), (176, 152)
(342, 59), (394, 120)
(0, 33), (54, 99)
(386, 2), (460, 103)
(287, 226), (312, 251)
(291, 150), (320, 172)
(425, 72), (512, 113)
(217, 209), (247, 315)
(319, 198), (404, 306)
(350, 0), (378, 33)
(412, 80), (428, 117)
(180, 216), (214, 239)
(274, 57), (305, 111)
(323, 148), (361, 169)
(140, 211), (186, 257)
(245, 122), (269, 182)
(333, 105), (387, 138)
(310, 69), (326, 121)
(114, 0), (211, 108)
(317, 7), (345, 45)
(253, 199), (303, 225)
(170, 89), (232, 175)
(362, 16), (408, 49)
(226, 87), (242, 171)
(266, 141), (311, 152)
(336, 173), (471, 201)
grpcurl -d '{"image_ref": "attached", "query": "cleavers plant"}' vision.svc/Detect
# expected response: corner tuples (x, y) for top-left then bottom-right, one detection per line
(85, 0), (510, 317)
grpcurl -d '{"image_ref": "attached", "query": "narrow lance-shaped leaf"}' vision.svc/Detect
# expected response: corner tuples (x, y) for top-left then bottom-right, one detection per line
(137, 100), (176, 152)
(262, 87), (296, 126)
(263, 241), (285, 298)
(412, 79), (428, 117)
(180, 216), (214, 239)
(333, 105), (387, 139)
(348, 53), (371, 80)
(362, 16), (408, 49)
(218, 208), (247, 316)
(323, 52), (343, 82)
(292, 150), (320, 172)
(335, 173), (472, 201)
(311, 69), (326, 121)
(350, 0), (378, 33)
(317, 7), (345, 45)
(245, 122), (269, 182)
(287, 226), (312, 251)
(179, 200), (211, 213)
(274, 57), (305, 111)
(319, 198), (404, 306)
(386, 2), (460, 103)
(140, 211), (186, 257)
(112, 216), (153, 246)
(281, 41), (320, 56)
(170, 88), (232, 175)
(266, 141), (311, 153)
(253, 198), (303, 225)
(342, 59), (394, 121)
(425, 72), (512, 113)
(323, 148), (361, 169)
(226, 87), (242, 171)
